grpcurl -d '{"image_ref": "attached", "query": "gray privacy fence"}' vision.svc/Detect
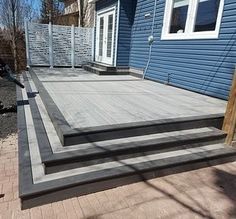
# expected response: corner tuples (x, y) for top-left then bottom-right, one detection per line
(25, 21), (94, 67)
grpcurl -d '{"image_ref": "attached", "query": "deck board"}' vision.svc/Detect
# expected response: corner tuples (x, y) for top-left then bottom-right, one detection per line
(33, 68), (227, 129)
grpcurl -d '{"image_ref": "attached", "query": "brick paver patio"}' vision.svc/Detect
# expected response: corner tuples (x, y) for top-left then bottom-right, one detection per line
(0, 134), (236, 219)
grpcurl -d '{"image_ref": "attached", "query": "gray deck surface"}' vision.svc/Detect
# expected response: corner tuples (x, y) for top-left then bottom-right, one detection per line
(33, 68), (227, 129)
(21, 80), (230, 184)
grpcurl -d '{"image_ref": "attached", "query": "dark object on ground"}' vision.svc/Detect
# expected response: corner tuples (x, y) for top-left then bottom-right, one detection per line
(0, 100), (3, 110)
(0, 194), (4, 199)
(0, 78), (17, 139)
(0, 104), (17, 114)
(0, 58), (24, 88)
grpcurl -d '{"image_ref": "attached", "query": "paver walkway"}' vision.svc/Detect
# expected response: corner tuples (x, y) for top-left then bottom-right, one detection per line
(0, 134), (236, 219)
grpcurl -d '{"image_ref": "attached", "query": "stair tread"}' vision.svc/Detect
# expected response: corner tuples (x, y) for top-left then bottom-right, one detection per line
(44, 144), (231, 177)
(21, 142), (236, 197)
(89, 62), (112, 67)
(45, 129), (226, 162)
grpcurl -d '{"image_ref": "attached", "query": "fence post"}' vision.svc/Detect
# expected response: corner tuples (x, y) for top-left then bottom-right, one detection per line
(91, 27), (95, 62)
(24, 19), (30, 68)
(223, 68), (236, 146)
(71, 25), (75, 68)
(48, 22), (53, 68)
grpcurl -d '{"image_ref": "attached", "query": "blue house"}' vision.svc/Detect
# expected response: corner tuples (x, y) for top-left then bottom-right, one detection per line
(88, 0), (236, 100)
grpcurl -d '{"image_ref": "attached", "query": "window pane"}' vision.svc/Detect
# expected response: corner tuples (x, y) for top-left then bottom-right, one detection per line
(194, 0), (220, 32)
(99, 17), (104, 56)
(170, 0), (189, 34)
(107, 14), (113, 58)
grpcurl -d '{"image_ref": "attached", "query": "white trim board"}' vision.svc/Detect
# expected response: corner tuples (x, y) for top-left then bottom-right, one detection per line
(95, 6), (116, 65)
(114, 0), (120, 67)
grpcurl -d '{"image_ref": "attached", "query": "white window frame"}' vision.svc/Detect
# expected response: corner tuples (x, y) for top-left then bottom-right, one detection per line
(161, 0), (224, 40)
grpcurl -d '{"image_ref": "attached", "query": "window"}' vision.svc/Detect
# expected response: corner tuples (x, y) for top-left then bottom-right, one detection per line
(194, 0), (220, 32)
(99, 17), (104, 56)
(161, 0), (224, 40)
(107, 14), (114, 58)
(170, 0), (189, 33)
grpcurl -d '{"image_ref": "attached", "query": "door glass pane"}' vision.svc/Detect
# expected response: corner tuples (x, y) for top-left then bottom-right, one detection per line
(99, 17), (104, 56)
(194, 0), (220, 32)
(107, 14), (113, 58)
(170, 0), (189, 33)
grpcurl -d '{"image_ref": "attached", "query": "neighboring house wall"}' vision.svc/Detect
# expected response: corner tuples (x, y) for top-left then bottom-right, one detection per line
(63, 0), (95, 27)
(64, 0), (78, 14)
(83, 2), (95, 27)
(56, 13), (79, 26)
(129, 0), (236, 100)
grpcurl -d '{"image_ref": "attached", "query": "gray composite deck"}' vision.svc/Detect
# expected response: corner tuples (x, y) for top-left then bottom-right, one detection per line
(33, 67), (226, 130)
(19, 68), (236, 209)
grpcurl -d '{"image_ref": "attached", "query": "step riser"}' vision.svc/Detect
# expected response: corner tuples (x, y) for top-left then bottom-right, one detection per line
(83, 65), (103, 75)
(21, 153), (236, 210)
(64, 117), (224, 146)
(45, 136), (226, 174)
(86, 63), (142, 77)
(130, 71), (143, 78)
(83, 65), (129, 76)
(90, 62), (117, 71)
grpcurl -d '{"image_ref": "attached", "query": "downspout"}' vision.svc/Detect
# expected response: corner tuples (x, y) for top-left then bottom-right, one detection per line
(143, 0), (158, 79)
(114, 0), (121, 67)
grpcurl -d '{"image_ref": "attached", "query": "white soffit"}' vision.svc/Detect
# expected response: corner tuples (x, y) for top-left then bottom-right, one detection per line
(88, 0), (99, 3)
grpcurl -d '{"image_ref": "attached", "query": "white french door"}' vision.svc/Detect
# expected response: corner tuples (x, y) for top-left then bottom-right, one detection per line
(95, 8), (115, 65)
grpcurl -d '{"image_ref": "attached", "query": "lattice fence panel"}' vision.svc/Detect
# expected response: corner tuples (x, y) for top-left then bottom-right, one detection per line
(75, 27), (93, 66)
(26, 22), (93, 67)
(28, 23), (49, 66)
(52, 25), (72, 66)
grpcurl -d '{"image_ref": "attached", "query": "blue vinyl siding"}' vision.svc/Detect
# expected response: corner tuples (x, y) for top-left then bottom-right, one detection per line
(129, 0), (236, 100)
(116, 0), (136, 66)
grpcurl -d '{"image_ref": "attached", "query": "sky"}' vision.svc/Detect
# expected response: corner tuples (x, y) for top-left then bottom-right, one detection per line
(27, 0), (41, 16)
(31, 0), (41, 10)
(27, 0), (65, 17)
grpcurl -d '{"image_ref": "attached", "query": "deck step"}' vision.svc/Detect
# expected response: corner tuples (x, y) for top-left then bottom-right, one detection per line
(83, 65), (129, 76)
(45, 137), (228, 174)
(85, 62), (143, 78)
(18, 73), (236, 209)
(89, 62), (117, 71)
